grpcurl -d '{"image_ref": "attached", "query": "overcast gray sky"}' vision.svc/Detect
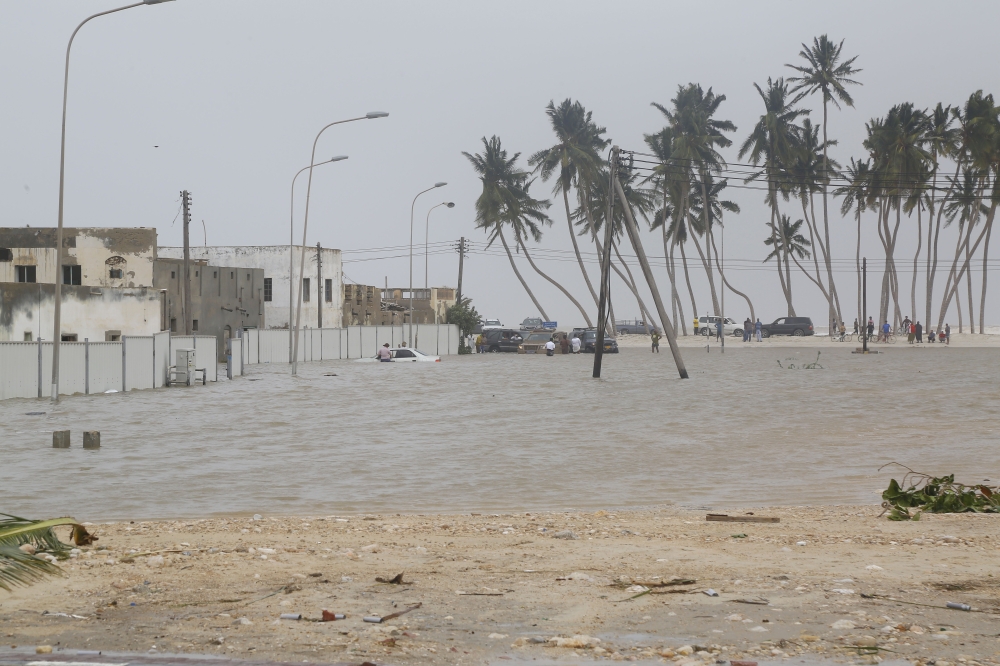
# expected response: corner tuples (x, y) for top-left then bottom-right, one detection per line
(3, 1), (998, 329)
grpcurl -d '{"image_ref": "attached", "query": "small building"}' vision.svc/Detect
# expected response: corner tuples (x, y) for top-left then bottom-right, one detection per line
(157, 245), (342, 330)
(342, 285), (456, 327)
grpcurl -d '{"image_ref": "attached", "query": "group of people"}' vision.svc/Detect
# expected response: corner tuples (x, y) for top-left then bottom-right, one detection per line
(741, 318), (763, 342)
(545, 333), (583, 355)
(838, 317), (951, 344)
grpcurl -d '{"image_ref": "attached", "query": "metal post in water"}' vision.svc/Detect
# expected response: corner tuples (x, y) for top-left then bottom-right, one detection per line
(862, 257), (868, 353)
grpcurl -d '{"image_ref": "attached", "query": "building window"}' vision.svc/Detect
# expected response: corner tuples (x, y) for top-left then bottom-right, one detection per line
(16, 265), (36, 283)
(302, 278), (310, 301)
(213, 271), (218, 278)
(23, 331), (32, 341)
(106, 256), (126, 279)
(0, 248), (12, 261)
(325, 279), (332, 302)
(170, 318), (177, 332)
(263, 278), (273, 302)
(62, 265), (82, 285)
(105, 330), (121, 342)
(195, 270), (199, 277)
(61, 334), (78, 342)
(171, 271), (176, 279)
(231, 271), (234, 279)
(192, 319), (199, 331)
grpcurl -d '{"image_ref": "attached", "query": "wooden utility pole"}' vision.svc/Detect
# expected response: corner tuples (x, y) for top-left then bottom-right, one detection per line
(593, 149), (617, 379)
(456, 237), (467, 303)
(316, 242), (323, 328)
(181, 190), (192, 335)
(612, 149), (688, 379)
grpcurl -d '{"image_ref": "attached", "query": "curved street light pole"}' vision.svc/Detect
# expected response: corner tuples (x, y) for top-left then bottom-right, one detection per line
(291, 111), (388, 376)
(289, 157), (346, 361)
(50, 0), (174, 403)
(409, 183), (447, 347)
(425, 202), (455, 290)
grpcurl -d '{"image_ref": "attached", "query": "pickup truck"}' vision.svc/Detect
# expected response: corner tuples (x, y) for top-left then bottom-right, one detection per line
(615, 319), (658, 335)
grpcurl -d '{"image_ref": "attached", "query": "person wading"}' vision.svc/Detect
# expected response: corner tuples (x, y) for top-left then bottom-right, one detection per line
(651, 330), (660, 353)
(560, 334), (570, 355)
(377, 342), (392, 362)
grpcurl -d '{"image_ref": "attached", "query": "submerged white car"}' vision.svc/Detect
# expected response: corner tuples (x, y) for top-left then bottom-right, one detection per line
(357, 348), (441, 363)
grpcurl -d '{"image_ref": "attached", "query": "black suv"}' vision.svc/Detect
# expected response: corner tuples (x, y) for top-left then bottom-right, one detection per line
(484, 328), (523, 352)
(760, 317), (815, 337)
(581, 329), (619, 353)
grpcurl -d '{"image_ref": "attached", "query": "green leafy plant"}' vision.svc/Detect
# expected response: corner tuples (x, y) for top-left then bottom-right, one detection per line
(880, 464), (1000, 520)
(0, 514), (95, 591)
(446, 297), (482, 354)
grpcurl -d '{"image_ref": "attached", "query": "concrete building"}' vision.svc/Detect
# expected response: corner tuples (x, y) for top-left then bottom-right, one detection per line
(158, 245), (342, 330)
(0, 228), (266, 352)
(342, 285), (456, 327)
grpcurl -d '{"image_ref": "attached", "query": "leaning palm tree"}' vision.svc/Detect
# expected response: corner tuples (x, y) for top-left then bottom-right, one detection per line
(834, 157), (872, 326)
(787, 35), (861, 324)
(1, 514), (94, 591)
(739, 77), (809, 315)
(923, 103), (961, 327)
(464, 136), (551, 319)
(529, 99), (609, 323)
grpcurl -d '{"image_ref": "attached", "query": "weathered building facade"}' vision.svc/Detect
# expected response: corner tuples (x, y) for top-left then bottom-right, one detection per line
(157, 245), (342, 330)
(342, 285), (456, 327)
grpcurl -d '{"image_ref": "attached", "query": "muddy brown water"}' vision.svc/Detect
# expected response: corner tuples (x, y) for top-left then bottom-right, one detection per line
(2, 347), (998, 520)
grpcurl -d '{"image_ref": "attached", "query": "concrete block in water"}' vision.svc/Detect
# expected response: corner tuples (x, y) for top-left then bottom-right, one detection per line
(83, 431), (101, 449)
(52, 430), (70, 448)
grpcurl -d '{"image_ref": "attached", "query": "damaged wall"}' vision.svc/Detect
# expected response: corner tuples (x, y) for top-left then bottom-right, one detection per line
(0, 282), (162, 342)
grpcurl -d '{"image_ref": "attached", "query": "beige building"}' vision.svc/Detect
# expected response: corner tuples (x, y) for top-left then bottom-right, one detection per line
(342, 285), (456, 327)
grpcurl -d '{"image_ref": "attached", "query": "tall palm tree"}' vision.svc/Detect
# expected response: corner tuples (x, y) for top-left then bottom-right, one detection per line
(923, 103), (961, 327)
(739, 77), (809, 315)
(834, 157), (872, 326)
(652, 83), (736, 315)
(764, 215), (812, 291)
(939, 167), (986, 331)
(529, 99), (608, 325)
(463, 136), (551, 320)
(787, 36), (861, 325)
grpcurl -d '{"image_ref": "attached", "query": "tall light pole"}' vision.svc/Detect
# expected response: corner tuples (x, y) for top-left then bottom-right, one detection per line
(291, 111), (388, 376)
(50, 0), (174, 403)
(289, 156), (347, 361)
(425, 202), (455, 289)
(409, 183), (447, 346)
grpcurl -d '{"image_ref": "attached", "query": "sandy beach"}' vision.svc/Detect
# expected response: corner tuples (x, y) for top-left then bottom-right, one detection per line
(4, 506), (1000, 665)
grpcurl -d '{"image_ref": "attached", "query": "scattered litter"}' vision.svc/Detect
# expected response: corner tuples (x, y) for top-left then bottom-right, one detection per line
(707, 514), (779, 524)
(731, 598), (769, 605)
(376, 573), (405, 584)
(866, 565), (884, 571)
(631, 578), (696, 588)
(321, 610), (346, 621)
(279, 613), (301, 620)
(796, 541), (807, 546)
(322, 373), (338, 377)
(946, 602), (971, 611)
(457, 589), (504, 596)
(703, 588), (720, 597)
(41, 612), (88, 619)
(861, 592), (987, 613)
(731, 533), (747, 538)
(252, 514), (262, 521)
(363, 602), (422, 623)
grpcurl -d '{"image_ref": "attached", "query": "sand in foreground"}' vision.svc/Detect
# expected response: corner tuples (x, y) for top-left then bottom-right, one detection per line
(3, 506), (999, 665)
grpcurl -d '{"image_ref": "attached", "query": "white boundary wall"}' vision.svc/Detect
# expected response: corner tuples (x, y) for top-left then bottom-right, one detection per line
(242, 324), (458, 364)
(0, 330), (177, 400)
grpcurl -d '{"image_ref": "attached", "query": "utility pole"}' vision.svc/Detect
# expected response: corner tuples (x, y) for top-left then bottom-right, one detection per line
(456, 237), (468, 303)
(316, 242), (323, 328)
(862, 257), (868, 353)
(593, 148), (617, 379)
(181, 190), (192, 336)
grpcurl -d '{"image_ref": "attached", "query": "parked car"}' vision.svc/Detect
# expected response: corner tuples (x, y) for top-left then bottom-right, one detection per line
(483, 328), (523, 352)
(518, 330), (558, 354)
(482, 318), (503, 330)
(615, 319), (658, 335)
(580, 329), (619, 354)
(759, 316), (815, 337)
(696, 315), (744, 337)
(520, 317), (544, 331)
(357, 348), (441, 362)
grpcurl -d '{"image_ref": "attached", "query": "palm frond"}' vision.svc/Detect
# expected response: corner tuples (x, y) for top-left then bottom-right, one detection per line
(0, 514), (94, 592)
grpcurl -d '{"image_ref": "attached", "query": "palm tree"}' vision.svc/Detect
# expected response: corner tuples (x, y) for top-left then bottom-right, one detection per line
(463, 136), (551, 319)
(834, 157), (872, 326)
(764, 215), (813, 290)
(1, 514), (94, 591)
(923, 103), (961, 327)
(787, 36), (861, 325)
(739, 77), (809, 315)
(529, 99), (609, 325)
(652, 83), (736, 315)
(939, 167), (986, 331)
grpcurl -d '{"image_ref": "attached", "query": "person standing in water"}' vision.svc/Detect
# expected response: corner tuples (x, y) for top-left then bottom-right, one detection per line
(377, 343), (392, 362)
(651, 330), (660, 353)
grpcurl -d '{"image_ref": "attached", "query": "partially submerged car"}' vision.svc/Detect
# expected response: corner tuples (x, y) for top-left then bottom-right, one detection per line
(357, 348), (441, 362)
(518, 330), (558, 354)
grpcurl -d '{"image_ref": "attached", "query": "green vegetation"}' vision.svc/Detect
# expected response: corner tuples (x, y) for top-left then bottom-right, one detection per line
(0, 514), (94, 591)
(446, 297), (481, 354)
(880, 465), (1000, 520)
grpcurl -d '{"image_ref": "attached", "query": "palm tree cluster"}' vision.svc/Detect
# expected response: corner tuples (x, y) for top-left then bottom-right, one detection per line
(463, 35), (1000, 335)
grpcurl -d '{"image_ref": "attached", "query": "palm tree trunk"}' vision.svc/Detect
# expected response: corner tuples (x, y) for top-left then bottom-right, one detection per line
(587, 223), (618, 337)
(563, 187), (599, 308)
(679, 241), (699, 321)
(689, 231), (719, 314)
(911, 202), (922, 325)
(928, 162), (960, 326)
(516, 231), (593, 326)
(769, 188), (795, 315)
(820, 100), (842, 325)
(979, 212), (993, 334)
(497, 228), (548, 321)
(580, 183), (616, 336)
(613, 177), (687, 379)
(802, 198), (829, 293)
(665, 231), (687, 335)
(937, 200), (997, 329)
(698, 178), (721, 314)
(709, 229), (754, 321)
(612, 239), (655, 333)
(965, 240), (975, 334)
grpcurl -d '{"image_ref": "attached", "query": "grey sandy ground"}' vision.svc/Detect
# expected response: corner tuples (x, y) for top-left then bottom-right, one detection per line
(2, 506), (1000, 665)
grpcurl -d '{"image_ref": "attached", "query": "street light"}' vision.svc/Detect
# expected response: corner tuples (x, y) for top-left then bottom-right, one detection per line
(425, 202), (455, 289)
(288, 156), (347, 361)
(291, 112), (388, 376)
(409, 183), (447, 347)
(50, 0), (175, 402)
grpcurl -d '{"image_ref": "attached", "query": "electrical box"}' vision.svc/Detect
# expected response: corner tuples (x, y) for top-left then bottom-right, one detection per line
(175, 348), (196, 386)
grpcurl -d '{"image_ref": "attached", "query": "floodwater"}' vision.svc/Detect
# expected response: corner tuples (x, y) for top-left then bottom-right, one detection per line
(2, 346), (998, 520)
